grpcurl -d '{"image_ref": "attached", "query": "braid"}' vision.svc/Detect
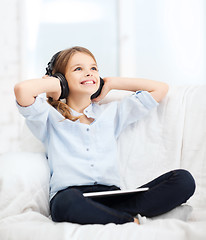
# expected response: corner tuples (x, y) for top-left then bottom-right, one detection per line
(47, 97), (80, 122)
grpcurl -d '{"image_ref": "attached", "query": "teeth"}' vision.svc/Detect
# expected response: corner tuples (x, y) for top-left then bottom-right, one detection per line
(81, 80), (94, 84)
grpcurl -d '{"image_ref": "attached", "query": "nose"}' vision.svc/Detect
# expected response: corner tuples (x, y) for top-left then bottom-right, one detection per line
(85, 73), (93, 77)
(85, 70), (93, 77)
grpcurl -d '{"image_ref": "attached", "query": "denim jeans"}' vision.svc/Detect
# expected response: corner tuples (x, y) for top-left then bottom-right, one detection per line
(50, 169), (195, 224)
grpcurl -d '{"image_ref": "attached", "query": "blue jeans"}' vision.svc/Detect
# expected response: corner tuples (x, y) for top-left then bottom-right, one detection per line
(50, 169), (195, 224)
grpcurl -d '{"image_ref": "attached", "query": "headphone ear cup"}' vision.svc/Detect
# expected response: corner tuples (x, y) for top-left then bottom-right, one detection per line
(53, 73), (69, 99)
(53, 72), (66, 81)
(90, 77), (104, 100)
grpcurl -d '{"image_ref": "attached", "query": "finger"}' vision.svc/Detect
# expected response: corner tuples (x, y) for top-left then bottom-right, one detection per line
(42, 75), (49, 79)
(92, 86), (109, 102)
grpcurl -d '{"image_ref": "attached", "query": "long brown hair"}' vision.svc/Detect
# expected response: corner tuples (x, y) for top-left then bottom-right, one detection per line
(47, 46), (97, 121)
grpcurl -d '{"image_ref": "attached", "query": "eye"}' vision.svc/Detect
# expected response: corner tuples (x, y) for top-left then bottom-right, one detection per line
(91, 66), (98, 71)
(74, 67), (82, 71)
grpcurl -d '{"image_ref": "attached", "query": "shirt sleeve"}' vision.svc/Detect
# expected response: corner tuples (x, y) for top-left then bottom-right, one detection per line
(114, 90), (159, 138)
(16, 95), (50, 143)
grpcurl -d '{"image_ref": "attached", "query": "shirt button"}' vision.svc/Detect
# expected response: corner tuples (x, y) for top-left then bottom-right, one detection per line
(91, 164), (94, 167)
(86, 128), (89, 131)
(86, 148), (89, 151)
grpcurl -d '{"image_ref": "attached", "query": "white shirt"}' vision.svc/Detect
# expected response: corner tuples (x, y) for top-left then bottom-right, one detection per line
(17, 91), (158, 200)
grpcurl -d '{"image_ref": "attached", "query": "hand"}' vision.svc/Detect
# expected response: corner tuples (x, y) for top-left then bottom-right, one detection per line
(43, 75), (61, 100)
(92, 77), (111, 102)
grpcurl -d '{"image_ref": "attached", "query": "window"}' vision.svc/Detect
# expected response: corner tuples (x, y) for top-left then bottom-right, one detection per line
(20, 0), (119, 79)
(20, 0), (206, 85)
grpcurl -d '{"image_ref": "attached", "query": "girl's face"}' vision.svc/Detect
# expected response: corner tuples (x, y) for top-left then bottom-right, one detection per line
(65, 52), (100, 97)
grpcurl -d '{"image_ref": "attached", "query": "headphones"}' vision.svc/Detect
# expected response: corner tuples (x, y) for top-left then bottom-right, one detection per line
(46, 51), (104, 100)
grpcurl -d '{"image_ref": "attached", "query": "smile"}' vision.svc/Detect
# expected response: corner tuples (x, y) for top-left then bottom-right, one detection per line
(80, 80), (95, 85)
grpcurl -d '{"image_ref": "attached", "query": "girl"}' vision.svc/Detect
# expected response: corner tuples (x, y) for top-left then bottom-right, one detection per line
(14, 46), (195, 225)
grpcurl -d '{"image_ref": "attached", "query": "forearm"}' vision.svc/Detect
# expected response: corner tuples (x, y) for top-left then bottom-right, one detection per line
(14, 77), (61, 107)
(106, 77), (169, 102)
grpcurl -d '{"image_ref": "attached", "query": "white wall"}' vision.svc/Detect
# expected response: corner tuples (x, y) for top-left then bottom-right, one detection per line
(0, 0), (22, 154)
(0, 0), (205, 154)
(119, 0), (206, 85)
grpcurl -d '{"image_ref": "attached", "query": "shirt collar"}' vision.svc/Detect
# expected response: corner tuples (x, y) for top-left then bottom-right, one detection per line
(69, 108), (83, 118)
(69, 103), (97, 119)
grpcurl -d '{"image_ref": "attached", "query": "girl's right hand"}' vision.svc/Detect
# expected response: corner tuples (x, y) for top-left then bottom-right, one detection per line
(42, 75), (61, 100)
(14, 76), (62, 107)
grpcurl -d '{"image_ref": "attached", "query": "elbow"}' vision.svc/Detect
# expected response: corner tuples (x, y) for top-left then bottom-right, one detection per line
(14, 83), (22, 99)
(158, 83), (169, 102)
(14, 82), (34, 107)
(14, 83), (25, 106)
(14, 82), (25, 101)
(162, 82), (169, 97)
(151, 83), (169, 103)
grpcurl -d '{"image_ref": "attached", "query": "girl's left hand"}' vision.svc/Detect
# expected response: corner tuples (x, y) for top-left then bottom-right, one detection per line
(92, 77), (111, 102)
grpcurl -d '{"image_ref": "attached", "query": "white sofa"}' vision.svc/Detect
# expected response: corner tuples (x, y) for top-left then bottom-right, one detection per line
(0, 85), (206, 240)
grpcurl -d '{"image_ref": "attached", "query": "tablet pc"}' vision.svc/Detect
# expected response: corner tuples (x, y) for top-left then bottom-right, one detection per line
(83, 187), (149, 198)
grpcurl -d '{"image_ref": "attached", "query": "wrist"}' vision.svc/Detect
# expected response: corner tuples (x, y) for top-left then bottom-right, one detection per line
(43, 76), (61, 100)
(104, 77), (116, 91)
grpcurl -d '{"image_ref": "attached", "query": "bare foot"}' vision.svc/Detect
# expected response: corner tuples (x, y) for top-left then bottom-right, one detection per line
(134, 217), (140, 224)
